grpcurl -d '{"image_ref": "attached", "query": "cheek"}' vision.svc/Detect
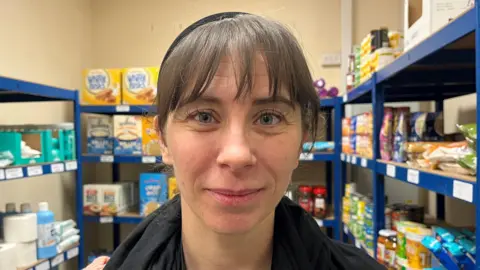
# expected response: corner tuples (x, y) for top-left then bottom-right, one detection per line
(256, 131), (302, 180)
(166, 128), (217, 190)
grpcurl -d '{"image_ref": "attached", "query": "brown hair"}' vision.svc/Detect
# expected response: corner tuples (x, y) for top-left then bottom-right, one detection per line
(156, 13), (320, 142)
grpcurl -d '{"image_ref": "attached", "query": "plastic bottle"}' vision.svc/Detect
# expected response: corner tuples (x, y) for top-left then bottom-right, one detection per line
(37, 202), (57, 259)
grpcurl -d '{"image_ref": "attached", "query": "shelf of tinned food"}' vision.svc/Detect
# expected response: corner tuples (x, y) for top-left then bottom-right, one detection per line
(0, 160), (78, 182)
(343, 224), (374, 258)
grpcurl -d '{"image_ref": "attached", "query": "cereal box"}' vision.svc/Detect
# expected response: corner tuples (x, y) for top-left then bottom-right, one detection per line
(113, 115), (142, 155)
(87, 115), (113, 154)
(122, 67), (159, 105)
(168, 177), (179, 199)
(82, 69), (121, 105)
(139, 173), (168, 216)
(142, 116), (162, 156)
(83, 184), (102, 215)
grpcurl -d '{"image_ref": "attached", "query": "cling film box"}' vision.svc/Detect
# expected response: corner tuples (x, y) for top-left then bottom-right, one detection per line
(122, 67), (159, 105)
(82, 69), (122, 105)
(140, 173), (168, 216)
(113, 115), (142, 155)
(87, 115), (113, 154)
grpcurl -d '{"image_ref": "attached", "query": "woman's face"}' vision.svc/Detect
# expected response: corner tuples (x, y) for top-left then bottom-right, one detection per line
(160, 54), (304, 234)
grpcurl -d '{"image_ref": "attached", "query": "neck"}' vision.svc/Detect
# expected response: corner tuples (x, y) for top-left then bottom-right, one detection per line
(181, 198), (274, 270)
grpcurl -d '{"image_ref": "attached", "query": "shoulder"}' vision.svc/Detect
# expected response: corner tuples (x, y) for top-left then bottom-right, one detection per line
(275, 197), (385, 270)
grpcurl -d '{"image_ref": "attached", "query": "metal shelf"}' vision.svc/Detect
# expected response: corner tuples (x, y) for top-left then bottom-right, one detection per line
(81, 155), (162, 164)
(377, 9), (475, 85)
(84, 213), (144, 224)
(339, 4), (480, 268)
(376, 160), (476, 204)
(340, 153), (375, 170)
(0, 160), (78, 182)
(0, 76), (76, 102)
(81, 153), (333, 163)
(82, 98), (341, 114)
(17, 244), (79, 270)
(0, 76), (84, 268)
(80, 105), (154, 115)
(342, 77), (374, 104)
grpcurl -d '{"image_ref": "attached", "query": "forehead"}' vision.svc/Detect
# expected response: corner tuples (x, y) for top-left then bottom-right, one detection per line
(203, 53), (286, 100)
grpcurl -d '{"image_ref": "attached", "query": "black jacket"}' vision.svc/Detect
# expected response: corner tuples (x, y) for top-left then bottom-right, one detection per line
(104, 196), (385, 270)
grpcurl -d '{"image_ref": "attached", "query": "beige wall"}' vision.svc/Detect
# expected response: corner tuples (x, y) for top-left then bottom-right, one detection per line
(1, 1), (474, 269)
(90, 0), (341, 86)
(0, 0), (92, 269)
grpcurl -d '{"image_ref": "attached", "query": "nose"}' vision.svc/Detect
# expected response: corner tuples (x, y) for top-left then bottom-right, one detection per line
(216, 126), (256, 171)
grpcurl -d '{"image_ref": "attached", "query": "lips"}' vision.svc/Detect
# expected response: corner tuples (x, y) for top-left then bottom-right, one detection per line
(206, 188), (263, 206)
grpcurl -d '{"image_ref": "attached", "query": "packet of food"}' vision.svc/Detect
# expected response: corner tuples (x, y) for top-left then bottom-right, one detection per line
(458, 154), (477, 175)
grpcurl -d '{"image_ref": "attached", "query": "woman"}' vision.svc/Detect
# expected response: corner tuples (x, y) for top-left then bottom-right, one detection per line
(87, 12), (384, 270)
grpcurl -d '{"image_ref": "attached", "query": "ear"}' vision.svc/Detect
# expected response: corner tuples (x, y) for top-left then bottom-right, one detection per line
(154, 115), (173, 165)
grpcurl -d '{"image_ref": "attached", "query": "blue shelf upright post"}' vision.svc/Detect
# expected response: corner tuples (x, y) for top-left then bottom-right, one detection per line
(333, 98), (343, 240)
(372, 74), (385, 259)
(112, 163), (121, 248)
(434, 99), (445, 221)
(74, 91), (85, 269)
(475, 0), (480, 267)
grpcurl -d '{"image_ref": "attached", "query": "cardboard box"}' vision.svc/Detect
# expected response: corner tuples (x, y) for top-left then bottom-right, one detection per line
(87, 115), (113, 154)
(122, 67), (159, 105)
(139, 173), (168, 216)
(113, 115), (142, 155)
(82, 69), (121, 105)
(142, 116), (162, 156)
(83, 184), (102, 215)
(168, 177), (179, 199)
(404, 0), (473, 51)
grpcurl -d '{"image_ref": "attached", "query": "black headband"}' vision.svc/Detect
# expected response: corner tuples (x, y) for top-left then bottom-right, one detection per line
(160, 12), (250, 70)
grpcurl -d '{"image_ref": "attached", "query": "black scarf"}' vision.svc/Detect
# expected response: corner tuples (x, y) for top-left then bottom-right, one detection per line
(104, 196), (384, 270)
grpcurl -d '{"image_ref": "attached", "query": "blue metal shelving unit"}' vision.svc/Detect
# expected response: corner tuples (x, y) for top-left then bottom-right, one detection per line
(340, 4), (480, 268)
(0, 76), (83, 269)
(80, 96), (344, 251)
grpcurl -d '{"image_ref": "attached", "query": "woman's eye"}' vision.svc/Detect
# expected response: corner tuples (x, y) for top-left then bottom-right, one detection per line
(194, 112), (215, 123)
(257, 113), (281, 125)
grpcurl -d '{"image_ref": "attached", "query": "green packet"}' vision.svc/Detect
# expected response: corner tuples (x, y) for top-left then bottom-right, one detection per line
(458, 154), (477, 174)
(457, 123), (477, 141)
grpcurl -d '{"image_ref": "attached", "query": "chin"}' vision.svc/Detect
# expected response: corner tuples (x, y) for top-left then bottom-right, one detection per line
(204, 211), (268, 235)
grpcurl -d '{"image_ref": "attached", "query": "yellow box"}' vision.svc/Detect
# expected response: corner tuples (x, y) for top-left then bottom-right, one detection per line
(168, 177), (179, 199)
(142, 116), (162, 156)
(122, 67), (159, 105)
(82, 69), (121, 105)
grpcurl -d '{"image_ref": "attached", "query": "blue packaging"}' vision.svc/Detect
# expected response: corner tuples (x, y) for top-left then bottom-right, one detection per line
(87, 116), (113, 154)
(393, 108), (409, 162)
(424, 112), (444, 141)
(113, 115), (142, 155)
(37, 202), (57, 259)
(409, 112), (428, 142)
(139, 173), (168, 216)
(434, 227), (455, 243)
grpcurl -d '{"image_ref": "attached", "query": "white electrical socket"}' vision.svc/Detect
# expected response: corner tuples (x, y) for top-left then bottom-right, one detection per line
(322, 53), (342, 67)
